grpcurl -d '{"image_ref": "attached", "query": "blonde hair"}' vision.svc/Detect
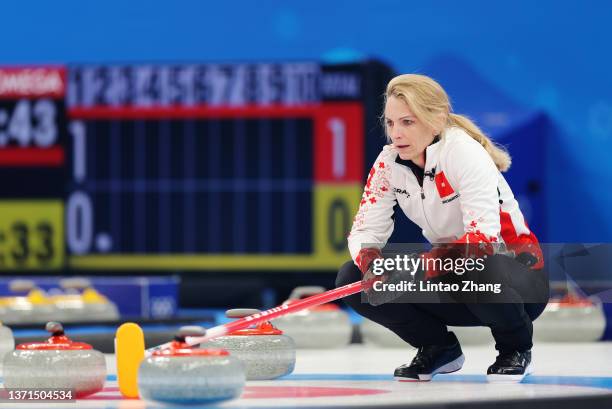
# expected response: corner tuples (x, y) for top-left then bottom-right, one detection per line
(384, 74), (511, 172)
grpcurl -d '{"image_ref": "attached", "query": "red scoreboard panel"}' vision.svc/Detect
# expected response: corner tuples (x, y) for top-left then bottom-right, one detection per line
(0, 61), (393, 272)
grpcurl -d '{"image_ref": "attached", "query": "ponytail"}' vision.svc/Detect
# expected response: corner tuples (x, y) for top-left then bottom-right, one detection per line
(448, 113), (512, 172)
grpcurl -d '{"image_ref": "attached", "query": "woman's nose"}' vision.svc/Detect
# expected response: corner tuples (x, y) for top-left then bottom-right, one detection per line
(390, 126), (402, 140)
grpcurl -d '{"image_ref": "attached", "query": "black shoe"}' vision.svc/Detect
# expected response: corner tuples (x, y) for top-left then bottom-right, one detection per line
(394, 333), (464, 381)
(487, 350), (532, 382)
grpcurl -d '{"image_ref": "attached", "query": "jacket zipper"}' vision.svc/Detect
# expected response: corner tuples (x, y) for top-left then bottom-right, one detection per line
(404, 165), (440, 238)
(419, 185), (440, 238)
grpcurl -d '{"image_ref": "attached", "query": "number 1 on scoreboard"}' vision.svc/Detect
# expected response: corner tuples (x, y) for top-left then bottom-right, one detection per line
(328, 117), (346, 179)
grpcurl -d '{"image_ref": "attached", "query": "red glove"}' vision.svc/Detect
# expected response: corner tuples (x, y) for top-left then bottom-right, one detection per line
(422, 232), (494, 280)
(422, 245), (459, 280)
(356, 247), (383, 293)
(508, 235), (544, 269)
(356, 247), (382, 275)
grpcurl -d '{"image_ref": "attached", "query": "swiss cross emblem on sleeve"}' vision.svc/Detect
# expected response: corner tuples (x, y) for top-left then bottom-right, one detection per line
(434, 171), (455, 198)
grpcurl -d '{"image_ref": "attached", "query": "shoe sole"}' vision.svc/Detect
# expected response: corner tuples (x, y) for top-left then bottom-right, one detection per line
(486, 362), (533, 383)
(395, 354), (465, 382)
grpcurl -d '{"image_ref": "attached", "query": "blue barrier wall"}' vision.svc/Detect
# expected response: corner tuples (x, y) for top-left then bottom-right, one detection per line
(1, 0), (610, 241)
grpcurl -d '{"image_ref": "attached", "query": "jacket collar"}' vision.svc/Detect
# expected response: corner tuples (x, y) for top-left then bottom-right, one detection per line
(394, 134), (442, 172)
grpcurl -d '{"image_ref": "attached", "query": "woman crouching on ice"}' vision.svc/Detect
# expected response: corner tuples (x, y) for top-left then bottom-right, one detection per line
(336, 74), (549, 382)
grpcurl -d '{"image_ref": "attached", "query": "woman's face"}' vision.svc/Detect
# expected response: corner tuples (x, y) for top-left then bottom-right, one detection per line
(384, 95), (438, 162)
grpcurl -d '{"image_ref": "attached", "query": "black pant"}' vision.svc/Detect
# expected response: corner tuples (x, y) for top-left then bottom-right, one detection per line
(336, 255), (549, 352)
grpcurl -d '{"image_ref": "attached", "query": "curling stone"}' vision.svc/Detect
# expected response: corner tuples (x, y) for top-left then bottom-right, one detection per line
(0, 300), (17, 326)
(203, 309), (296, 380)
(139, 326), (245, 405)
(52, 278), (119, 322)
(4, 280), (60, 324)
(534, 293), (606, 342)
(360, 318), (412, 348)
(3, 322), (106, 397)
(80, 287), (120, 321)
(272, 286), (352, 349)
(0, 322), (14, 359)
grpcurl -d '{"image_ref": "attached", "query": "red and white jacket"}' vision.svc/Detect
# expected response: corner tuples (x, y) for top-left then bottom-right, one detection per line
(349, 127), (543, 270)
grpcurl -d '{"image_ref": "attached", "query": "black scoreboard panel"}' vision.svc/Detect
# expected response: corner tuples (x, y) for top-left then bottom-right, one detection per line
(0, 61), (394, 272)
(74, 117), (313, 254)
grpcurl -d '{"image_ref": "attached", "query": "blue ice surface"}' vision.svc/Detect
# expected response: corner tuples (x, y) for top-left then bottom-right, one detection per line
(277, 373), (612, 389)
(95, 373), (612, 389)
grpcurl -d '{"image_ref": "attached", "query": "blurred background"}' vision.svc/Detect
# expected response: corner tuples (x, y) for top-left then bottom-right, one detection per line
(0, 0), (610, 347)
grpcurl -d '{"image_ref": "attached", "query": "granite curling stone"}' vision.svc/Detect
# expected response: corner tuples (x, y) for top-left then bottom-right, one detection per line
(0, 322), (15, 360)
(361, 317), (492, 348)
(534, 292), (606, 342)
(360, 318), (411, 348)
(5, 280), (60, 324)
(203, 309), (296, 380)
(2, 322), (106, 398)
(138, 326), (245, 405)
(272, 286), (352, 348)
(449, 326), (494, 345)
(54, 278), (119, 322)
(0, 300), (17, 326)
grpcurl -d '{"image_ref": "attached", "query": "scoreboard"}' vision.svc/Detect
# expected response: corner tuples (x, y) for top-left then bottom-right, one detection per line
(0, 67), (67, 270)
(0, 61), (393, 272)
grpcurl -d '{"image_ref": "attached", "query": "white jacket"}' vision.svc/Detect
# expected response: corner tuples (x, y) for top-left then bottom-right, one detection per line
(348, 127), (542, 268)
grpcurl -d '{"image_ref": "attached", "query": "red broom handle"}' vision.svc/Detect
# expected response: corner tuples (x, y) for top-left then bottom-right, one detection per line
(146, 280), (363, 356)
